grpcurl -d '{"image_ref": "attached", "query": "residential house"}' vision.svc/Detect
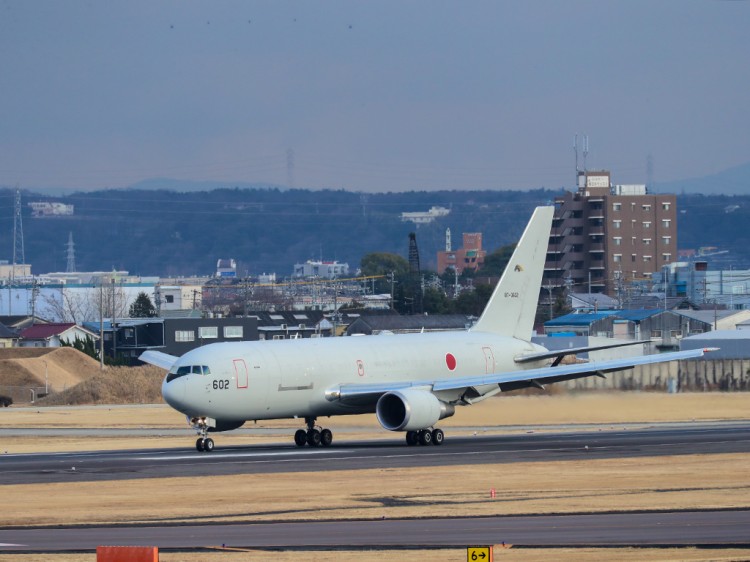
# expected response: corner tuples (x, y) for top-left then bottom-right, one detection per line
(18, 322), (99, 348)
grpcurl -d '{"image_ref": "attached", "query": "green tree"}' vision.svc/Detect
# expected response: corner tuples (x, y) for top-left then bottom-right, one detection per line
(453, 283), (494, 316)
(129, 292), (157, 318)
(361, 252), (410, 294)
(480, 243), (516, 277)
(61, 335), (99, 361)
(422, 286), (452, 314)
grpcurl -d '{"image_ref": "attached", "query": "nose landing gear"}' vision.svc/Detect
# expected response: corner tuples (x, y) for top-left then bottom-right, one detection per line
(192, 417), (215, 453)
(295, 417), (333, 447)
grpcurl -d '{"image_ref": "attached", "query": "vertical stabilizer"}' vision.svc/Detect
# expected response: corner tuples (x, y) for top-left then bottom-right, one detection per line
(471, 206), (554, 339)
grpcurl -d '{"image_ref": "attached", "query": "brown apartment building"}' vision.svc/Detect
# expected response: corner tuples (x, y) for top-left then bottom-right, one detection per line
(437, 232), (486, 275)
(544, 170), (677, 299)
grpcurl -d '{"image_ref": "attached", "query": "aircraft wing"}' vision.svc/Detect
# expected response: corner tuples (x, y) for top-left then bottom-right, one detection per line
(139, 350), (180, 370)
(330, 347), (712, 403)
(514, 339), (651, 366)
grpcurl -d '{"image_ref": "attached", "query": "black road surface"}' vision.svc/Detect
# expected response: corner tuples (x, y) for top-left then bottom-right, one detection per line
(1, 510), (749, 551)
(3, 422), (750, 485)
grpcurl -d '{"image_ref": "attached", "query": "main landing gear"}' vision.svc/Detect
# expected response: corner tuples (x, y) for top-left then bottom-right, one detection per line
(294, 417), (333, 447)
(193, 417), (215, 453)
(405, 428), (444, 446)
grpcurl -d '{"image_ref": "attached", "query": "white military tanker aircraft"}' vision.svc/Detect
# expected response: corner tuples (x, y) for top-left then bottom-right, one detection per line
(142, 207), (710, 452)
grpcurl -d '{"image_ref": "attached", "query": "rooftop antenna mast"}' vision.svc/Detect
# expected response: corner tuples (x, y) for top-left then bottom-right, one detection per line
(647, 153), (654, 193)
(583, 134), (589, 172)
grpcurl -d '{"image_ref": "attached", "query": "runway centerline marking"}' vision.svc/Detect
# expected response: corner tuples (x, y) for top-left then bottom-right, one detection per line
(140, 449), (357, 461)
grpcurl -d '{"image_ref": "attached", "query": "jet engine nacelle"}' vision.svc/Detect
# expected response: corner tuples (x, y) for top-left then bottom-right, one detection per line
(376, 389), (455, 432)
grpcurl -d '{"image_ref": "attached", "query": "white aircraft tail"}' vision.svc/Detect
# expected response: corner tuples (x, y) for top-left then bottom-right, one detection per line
(471, 206), (554, 339)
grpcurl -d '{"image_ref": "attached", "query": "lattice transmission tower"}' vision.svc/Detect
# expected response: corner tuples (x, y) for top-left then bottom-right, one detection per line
(66, 232), (76, 273)
(12, 188), (24, 269)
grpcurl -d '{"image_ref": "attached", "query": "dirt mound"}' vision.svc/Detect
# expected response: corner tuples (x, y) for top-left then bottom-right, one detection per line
(0, 347), (102, 391)
(38, 365), (165, 405)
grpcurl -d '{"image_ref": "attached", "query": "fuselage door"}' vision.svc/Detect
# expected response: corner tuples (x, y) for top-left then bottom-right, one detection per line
(482, 346), (495, 374)
(234, 359), (249, 389)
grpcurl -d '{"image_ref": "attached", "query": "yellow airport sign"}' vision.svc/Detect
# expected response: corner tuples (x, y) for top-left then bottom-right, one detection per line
(467, 546), (493, 562)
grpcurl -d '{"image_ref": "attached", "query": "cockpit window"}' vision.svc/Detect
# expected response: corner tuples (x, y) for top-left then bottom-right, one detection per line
(202, 365), (211, 375)
(166, 365), (195, 383)
(191, 365), (202, 374)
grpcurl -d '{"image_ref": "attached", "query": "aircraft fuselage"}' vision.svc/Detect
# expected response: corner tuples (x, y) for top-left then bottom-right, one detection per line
(162, 330), (547, 424)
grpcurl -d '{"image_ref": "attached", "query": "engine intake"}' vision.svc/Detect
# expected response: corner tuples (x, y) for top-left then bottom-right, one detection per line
(376, 389), (454, 432)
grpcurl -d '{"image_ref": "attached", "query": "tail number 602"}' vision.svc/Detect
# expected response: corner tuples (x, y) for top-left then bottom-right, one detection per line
(212, 379), (230, 390)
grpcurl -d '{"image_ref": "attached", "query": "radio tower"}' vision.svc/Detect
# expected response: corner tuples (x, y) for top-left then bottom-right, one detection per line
(12, 188), (25, 270)
(286, 148), (295, 188)
(66, 232), (76, 273)
(408, 232), (420, 274)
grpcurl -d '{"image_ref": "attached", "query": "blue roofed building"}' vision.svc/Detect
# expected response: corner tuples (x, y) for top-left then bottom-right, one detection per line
(543, 308), (741, 350)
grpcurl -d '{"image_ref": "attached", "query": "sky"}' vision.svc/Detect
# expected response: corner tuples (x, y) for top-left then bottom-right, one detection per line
(0, 1), (748, 193)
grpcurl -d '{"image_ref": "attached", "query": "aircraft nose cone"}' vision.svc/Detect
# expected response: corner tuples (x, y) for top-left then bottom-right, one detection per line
(162, 377), (187, 412)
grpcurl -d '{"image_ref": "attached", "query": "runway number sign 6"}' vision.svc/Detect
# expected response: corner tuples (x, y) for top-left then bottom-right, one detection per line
(467, 546), (493, 562)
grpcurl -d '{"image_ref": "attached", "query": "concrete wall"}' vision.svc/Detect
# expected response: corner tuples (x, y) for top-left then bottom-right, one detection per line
(564, 359), (750, 391)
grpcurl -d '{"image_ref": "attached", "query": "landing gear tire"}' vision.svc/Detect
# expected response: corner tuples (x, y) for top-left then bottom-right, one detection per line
(320, 428), (333, 447)
(418, 429), (433, 446)
(296, 417), (333, 447)
(294, 429), (307, 447)
(307, 428), (322, 447)
(192, 417), (216, 453)
(406, 431), (419, 446)
(431, 428), (444, 446)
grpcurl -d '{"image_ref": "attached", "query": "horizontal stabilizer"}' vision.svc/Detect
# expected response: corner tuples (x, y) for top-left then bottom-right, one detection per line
(139, 350), (179, 370)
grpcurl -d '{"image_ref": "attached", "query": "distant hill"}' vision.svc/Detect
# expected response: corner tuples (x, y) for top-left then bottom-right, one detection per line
(5, 187), (553, 276)
(655, 161), (750, 195)
(6, 180), (750, 277)
(125, 178), (286, 193)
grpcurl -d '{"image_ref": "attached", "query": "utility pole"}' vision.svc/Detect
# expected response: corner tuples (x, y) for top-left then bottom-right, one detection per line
(111, 278), (117, 361)
(545, 283), (554, 321)
(99, 282), (104, 370)
(388, 271), (395, 310)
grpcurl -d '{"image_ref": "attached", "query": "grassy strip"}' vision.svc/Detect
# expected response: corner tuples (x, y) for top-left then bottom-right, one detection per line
(3, 454), (750, 528)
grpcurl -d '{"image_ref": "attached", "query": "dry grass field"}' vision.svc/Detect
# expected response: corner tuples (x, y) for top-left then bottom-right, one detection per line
(3, 453), (750, 528)
(3, 392), (750, 561)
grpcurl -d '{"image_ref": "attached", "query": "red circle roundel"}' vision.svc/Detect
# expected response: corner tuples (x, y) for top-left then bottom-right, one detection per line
(445, 353), (457, 371)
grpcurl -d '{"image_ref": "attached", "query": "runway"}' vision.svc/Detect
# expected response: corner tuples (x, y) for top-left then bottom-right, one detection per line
(1, 510), (749, 551)
(3, 421), (750, 485)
